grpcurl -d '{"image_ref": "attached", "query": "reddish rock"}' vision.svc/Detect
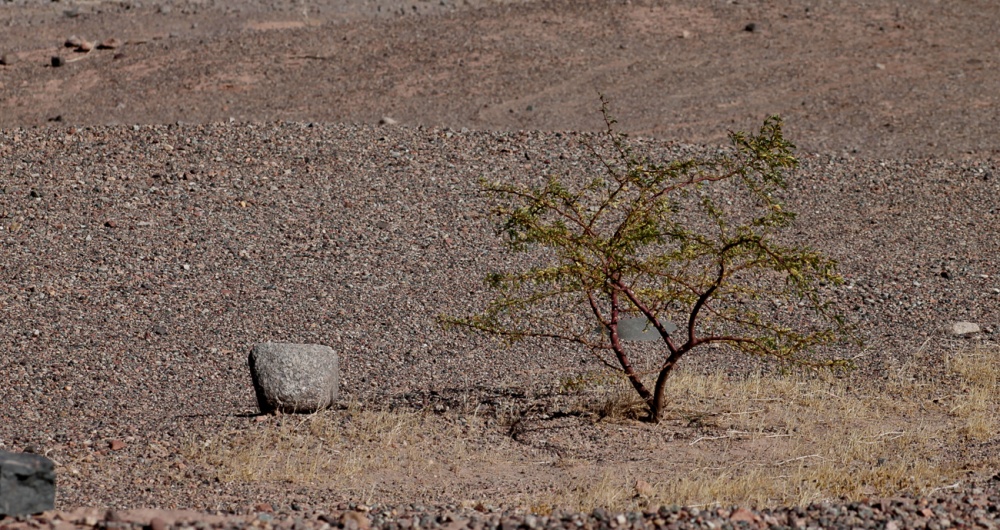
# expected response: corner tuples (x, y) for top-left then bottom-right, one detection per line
(108, 439), (125, 451)
(341, 512), (371, 530)
(730, 508), (758, 524)
(633, 478), (654, 498)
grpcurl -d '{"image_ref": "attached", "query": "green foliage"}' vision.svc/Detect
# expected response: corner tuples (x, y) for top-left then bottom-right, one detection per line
(444, 98), (854, 422)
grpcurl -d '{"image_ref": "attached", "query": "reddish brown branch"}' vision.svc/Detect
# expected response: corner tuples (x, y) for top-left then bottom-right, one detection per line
(609, 288), (652, 403)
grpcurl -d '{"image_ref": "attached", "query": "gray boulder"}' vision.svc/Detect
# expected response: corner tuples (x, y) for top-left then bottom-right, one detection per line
(0, 451), (56, 516)
(248, 343), (339, 414)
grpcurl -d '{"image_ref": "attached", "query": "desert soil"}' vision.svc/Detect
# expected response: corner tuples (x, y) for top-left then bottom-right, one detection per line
(1, 0), (999, 528)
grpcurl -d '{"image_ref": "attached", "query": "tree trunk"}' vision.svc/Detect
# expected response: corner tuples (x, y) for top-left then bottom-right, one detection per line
(649, 351), (685, 423)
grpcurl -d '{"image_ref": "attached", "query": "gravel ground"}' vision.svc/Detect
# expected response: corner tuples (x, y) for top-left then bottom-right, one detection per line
(2, 0), (1000, 526)
(5, 487), (1000, 529)
(1, 122), (998, 513)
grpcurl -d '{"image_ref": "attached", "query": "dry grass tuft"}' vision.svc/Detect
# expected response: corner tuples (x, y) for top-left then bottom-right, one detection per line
(531, 344), (1000, 511)
(180, 403), (514, 501)
(178, 345), (1000, 512)
(591, 384), (650, 422)
(946, 347), (999, 441)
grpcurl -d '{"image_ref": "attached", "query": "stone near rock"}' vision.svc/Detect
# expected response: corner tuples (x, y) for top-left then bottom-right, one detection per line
(596, 316), (678, 342)
(248, 343), (339, 414)
(50, 56), (65, 67)
(0, 450), (56, 516)
(98, 38), (123, 50)
(952, 321), (981, 336)
(65, 35), (84, 48)
(341, 511), (371, 530)
(730, 508), (758, 524)
(77, 40), (94, 52)
(633, 478), (654, 498)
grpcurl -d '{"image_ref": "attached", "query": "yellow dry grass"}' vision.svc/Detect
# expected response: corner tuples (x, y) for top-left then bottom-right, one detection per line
(180, 344), (1000, 512)
(182, 403), (516, 502)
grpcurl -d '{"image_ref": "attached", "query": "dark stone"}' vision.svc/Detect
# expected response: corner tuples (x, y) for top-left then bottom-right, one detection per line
(50, 56), (65, 67)
(0, 451), (56, 516)
(744, 22), (757, 32)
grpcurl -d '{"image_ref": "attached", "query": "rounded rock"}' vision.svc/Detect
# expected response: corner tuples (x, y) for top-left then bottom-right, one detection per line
(248, 343), (340, 414)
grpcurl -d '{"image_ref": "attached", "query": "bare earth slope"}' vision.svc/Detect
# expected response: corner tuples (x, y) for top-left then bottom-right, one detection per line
(1, 0), (999, 526)
(2, 0), (1000, 158)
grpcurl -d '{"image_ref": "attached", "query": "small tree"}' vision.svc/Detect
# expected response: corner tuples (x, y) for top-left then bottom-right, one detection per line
(446, 101), (853, 423)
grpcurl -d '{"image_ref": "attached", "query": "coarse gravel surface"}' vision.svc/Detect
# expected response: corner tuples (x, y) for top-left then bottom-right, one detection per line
(2, 122), (998, 519)
(1, 0), (1000, 528)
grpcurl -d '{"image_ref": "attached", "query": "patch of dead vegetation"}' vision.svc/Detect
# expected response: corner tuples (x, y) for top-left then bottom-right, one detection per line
(178, 344), (1000, 512)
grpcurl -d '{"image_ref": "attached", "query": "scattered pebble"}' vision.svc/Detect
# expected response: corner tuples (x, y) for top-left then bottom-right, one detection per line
(98, 38), (123, 50)
(9, 494), (1000, 530)
(633, 479), (654, 498)
(952, 321), (982, 336)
